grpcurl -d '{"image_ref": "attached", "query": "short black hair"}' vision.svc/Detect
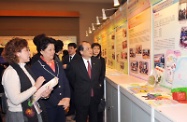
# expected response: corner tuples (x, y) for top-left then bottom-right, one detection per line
(55, 40), (64, 53)
(77, 45), (83, 54)
(33, 34), (46, 52)
(38, 37), (56, 51)
(77, 41), (90, 55)
(68, 43), (77, 48)
(63, 50), (68, 56)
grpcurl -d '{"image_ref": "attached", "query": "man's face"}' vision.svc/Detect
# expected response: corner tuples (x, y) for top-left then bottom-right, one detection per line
(68, 46), (76, 55)
(80, 42), (92, 59)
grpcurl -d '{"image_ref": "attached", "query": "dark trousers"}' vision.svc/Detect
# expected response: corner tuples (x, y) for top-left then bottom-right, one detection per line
(67, 97), (76, 115)
(67, 87), (75, 115)
(97, 111), (104, 122)
(76, 98), (98, 122)
(46, 106), (65, 122)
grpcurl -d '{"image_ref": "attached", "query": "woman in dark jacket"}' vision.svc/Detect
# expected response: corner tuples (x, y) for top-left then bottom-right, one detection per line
(31, 37), (70, 122)
(91, 43), (106, 122)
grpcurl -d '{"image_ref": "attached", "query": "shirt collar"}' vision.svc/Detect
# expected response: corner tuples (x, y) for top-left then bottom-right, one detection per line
(70, 54), (75, 58)
(82, 57), (91, 63)
(18, 63), (26, 68)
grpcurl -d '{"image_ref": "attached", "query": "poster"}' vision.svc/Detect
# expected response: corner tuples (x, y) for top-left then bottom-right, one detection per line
(127, 0), (150, 19)
(128, 8), (151, 80)
(94, 19), (116, 69)
(106, 20), (116, 69)
(115, 4), (128, 74)
(151, 0), (162, 5)
(153, 0), (187, 88)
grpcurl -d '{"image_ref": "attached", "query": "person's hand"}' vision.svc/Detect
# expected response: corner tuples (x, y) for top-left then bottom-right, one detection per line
(58, 98), (70, 110)
(34, 76), (45, 90)
(41, 86), (53, 98)
(63, 64), (67, 69)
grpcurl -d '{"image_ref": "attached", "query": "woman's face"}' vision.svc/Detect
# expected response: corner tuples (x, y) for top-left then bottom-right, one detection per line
(16, 47), (30, 63)
(40, 44), (55, 61)
(92, 46), (100, 56)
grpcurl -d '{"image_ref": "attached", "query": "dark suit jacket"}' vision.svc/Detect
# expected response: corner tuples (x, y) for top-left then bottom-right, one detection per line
(31, 58), (70, 108)
(31, 53), (40, 65)
(62, 54), (81, 76)
(68, 57), (102, 106)
(63, 53), (81, 64)
(98, 57), (106, 98)
(62, 54), (70, 65)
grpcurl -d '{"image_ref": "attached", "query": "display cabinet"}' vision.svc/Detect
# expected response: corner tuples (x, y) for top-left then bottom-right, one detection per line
(106, 78), (119, 122)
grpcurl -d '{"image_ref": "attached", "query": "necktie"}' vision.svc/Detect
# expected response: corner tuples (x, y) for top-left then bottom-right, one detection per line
(87, 60), (94, 96)
(87, 61), (91, 78)
(69, 56), (72, 62)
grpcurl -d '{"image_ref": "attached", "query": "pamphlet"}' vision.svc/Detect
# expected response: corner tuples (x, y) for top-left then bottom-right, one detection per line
(32, 77), (59, 103)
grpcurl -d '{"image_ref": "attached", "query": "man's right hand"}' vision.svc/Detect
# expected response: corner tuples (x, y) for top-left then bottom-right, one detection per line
(63, 64), (67, 69)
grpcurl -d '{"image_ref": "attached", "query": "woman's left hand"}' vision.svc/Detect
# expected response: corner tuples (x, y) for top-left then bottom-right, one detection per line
(58, 98), (70, 110)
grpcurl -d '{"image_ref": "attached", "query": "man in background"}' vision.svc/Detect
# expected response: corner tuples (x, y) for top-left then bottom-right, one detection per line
(63, 43), (80, 71)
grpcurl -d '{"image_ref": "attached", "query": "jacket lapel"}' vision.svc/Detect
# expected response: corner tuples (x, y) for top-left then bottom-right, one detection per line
(91, 58), (96, 80)
(39, 59), (57, 76)
(54, 61), (59, 76)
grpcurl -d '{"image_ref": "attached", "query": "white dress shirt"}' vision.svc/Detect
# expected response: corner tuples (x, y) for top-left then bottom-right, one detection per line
(69, 54), (75, 62)
(82, 58), (92, 71)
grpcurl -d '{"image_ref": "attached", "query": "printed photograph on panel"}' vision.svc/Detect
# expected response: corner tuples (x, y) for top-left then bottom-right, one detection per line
(139, 61), (149, 75)
(179, 27), (187, 48)
(179, 0), (187, 20)
(154, 54), (165, 68)
(130, 61), (138, 73)
(142, 49), (150, 59)
(130, 48), (136, 58)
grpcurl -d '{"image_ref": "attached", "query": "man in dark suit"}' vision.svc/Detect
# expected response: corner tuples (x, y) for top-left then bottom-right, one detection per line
(62, 43), (80, 72)
(68, 41), (102, 122)
(62, 43), (80, 116)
